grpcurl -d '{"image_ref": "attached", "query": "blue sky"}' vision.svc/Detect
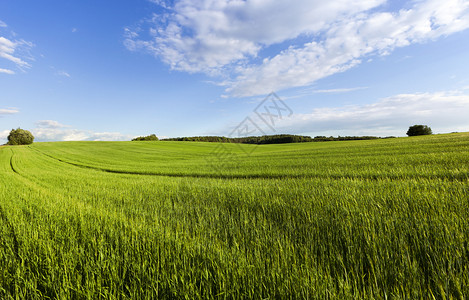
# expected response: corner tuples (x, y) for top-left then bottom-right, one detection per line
(1, 0), (469, 143)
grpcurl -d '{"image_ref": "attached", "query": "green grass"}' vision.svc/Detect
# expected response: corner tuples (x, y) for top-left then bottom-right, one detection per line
(0, 133), (468, 299)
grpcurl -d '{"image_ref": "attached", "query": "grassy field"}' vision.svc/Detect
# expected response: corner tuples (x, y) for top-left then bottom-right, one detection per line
(0, 133), (468, 299)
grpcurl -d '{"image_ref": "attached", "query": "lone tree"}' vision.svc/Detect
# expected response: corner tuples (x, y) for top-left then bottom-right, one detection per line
(406, 125), (432, 137)
(7, 128), (35, 145)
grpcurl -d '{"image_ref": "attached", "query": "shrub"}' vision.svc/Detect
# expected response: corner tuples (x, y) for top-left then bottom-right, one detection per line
(7, 128), (34, 145)
(406, 125), (432, 137)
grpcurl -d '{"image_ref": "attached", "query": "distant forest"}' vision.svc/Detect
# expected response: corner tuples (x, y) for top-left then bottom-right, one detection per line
(161, 134), (396, 144)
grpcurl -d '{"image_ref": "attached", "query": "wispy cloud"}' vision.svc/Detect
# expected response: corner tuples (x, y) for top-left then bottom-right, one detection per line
(147, 0), (171, 9)
(36, 120), (69, 129)
(56, 70), (71, 78)
(307, 87), (368, 94)
(0, 108), (19, 116)
(32, 120), (132, 142)
(278, 86), (369, 101)
(0, 37), (33, 68)
(276, 90), (469, 136)
(0, 23), (34, 72)
(0, 67), (14, 74)
(126, 0), (469, 97)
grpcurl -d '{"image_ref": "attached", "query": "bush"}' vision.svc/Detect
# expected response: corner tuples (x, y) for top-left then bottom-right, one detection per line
(406, 125), (432, 137)
(7, 128), (34, 145)
(132, 134), (159, 141)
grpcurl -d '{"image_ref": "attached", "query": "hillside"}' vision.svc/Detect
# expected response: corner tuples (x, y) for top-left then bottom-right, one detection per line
(0, 133), (468, 298)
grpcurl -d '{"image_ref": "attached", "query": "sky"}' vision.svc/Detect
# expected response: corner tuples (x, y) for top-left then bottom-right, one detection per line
(1, 0), (469, 143)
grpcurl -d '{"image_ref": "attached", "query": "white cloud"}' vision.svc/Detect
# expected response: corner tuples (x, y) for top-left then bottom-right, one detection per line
(32, 128), (87, 142)
(0, 67), (14, 74)
(227, 0), (469, 96)
(126, 0), (469, 96)
(90, 132), (134, 142)
(35, 120), (69, 129)
(31, 121), (132, 142)
(308, 87), (368, 94)
(148, 0), (171, 9)
(275, 90), (469, 136)
(72, 28), (77, 33)
(126, 0), (383, 74)
(0, 108), (19, 115)
(0, 129), (10, 141)
(1, 22), (34, 72)
(0, 37), (33, 69)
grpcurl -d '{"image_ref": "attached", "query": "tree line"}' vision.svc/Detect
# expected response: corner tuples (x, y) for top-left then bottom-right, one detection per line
(2, 125), (432, 146)
(160, 134), (395, 144)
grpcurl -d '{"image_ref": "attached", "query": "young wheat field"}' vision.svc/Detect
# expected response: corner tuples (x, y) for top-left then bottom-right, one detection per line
(0, 133), (468, 299)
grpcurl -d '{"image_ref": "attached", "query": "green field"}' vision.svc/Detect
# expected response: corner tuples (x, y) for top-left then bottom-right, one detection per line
(1, 133), (468, 299)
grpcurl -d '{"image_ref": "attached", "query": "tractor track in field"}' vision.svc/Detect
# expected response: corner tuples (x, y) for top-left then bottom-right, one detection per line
(9, 149), (19, 175)
(30, 147), (469, 182)
(31, 147), (325, 179)
(9, 148), (63, 191)
(31, 148), (278, 179)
